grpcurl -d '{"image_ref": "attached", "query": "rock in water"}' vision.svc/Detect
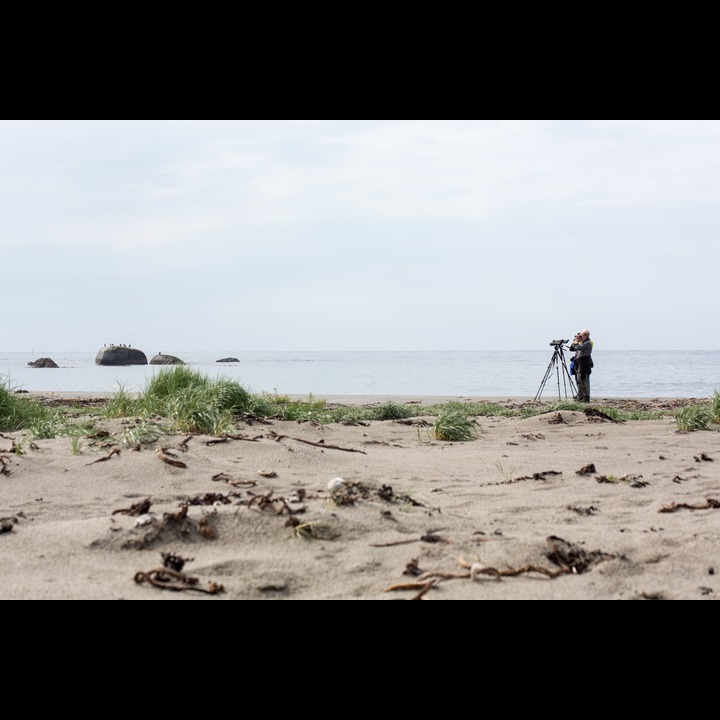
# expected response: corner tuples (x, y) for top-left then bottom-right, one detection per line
(150, 354), (185, 365)
(95, 345), (148, 366)
(27, 358), (59, 368)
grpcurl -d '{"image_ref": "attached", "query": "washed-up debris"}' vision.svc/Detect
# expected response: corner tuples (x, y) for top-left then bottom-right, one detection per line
(156, 446), (187, 468)
(384, 578), (439, 599)
(86, 447), (121, 465)
(267, 429), (367, 454)
(327, 477), (346, 492)
(0, 455), (11, 475)
(403, 558), (422, 576)
(548, 413), (567, 424)
(206, 434), (262, 446)
(370, 531), (449, 548)
(245, 490), (305, 516)
(0, 439), (21, 454)
(515, 470), (562, 482)
(596, 473), (644, 484)
(185, 492), (235, 506)
(293, 520), (339, 540)
(567, 505), (599, 516)
(545, 535), (619, 573)
(112, 498), (152, 516)
(576, 463), (596, 475)
(161, 552), (192, 571)
(134, 567), (224, 594)
(328, 479), (371, 506)
(258, 469), (277, 478)
(377, 484), (427, 507)
(584, 408), (621, 422)
(1, 516), (16, 533)
(695, 453), (714, 462)
(212, 472), (256, 487)
(659, 498), (720, 513)
(122, 504), (218, 549)
(386, 536), (618, 597)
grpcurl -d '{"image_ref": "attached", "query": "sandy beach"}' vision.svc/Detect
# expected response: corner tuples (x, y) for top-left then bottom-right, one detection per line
(1, 394), (718, 600)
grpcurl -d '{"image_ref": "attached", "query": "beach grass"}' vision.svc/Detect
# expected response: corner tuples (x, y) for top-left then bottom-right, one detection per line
(3, 371), (717, 440)
(433, 408), (479, 441)
(674, 392), (720, 431)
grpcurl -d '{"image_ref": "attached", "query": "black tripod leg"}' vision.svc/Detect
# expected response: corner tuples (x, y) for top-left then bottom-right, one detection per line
(535, 352), (558, 401)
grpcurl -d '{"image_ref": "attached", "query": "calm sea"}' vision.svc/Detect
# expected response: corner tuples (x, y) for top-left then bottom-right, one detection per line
(1, 349), (718, 399)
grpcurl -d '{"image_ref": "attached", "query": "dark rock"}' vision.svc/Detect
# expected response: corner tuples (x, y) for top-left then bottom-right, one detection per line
(95, 345), (148, 366)
(216, 357), (240, 363)
(150, 354), (185, 365)
(27, 358), (59, 368)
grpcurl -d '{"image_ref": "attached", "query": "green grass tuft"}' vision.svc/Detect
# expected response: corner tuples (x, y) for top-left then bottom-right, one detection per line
(433, 408), (478, 441)
(371, 401), (416, 421)
(675, 403), (715, 431)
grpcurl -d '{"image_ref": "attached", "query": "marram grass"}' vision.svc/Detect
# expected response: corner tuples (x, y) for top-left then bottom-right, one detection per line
(433, 409), (479, 441)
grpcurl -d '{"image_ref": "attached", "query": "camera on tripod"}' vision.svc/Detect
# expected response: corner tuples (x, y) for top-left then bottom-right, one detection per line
(549, 339), (568, 347)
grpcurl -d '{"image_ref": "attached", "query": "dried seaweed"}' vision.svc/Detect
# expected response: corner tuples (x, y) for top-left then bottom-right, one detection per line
(155, 446), (187, 468)
(86, 447), (121, 465)
(206, 434), (262, 445)
(576, 463), (596, 475)
(694, 453), (714, 462)
(567, 505), (599, 516)
(377, 484), (426, 507)
(659, 498), (720, 513)
(212, 472), (256, 487)
(584, 408), (621, 423)
(596, 473), (644, 485)
(545, 535), (617, 573)
(161, 552), (192, 571)
(112, 498), (152, 516)
(388, 536), (617, 596)
(293, 521), (339, 540)
(514, 470), (562, 482)
(403, 558), (422, 576)
(1, 516), (16, 533)
(134, 567), (224, 594)
(185, 493), (234, 506)
(384, 578), (439, 599)
(267, 430), (367, 454)
(370, 531), (449, 548)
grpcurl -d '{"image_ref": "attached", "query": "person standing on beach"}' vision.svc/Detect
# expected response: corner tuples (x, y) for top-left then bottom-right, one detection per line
(570, 329), (593, 402)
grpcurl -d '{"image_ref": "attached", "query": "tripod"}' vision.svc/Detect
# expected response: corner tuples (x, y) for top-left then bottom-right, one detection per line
(535, 342), (577, 401)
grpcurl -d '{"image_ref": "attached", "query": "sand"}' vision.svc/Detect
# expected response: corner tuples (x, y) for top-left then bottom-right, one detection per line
(1, 395), (718, 600)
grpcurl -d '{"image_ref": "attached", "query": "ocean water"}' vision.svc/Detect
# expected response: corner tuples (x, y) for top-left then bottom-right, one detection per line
(0, 349), (718, 399)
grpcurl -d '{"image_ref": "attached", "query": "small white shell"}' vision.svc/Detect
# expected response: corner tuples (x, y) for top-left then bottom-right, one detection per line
(135, 513), (154, 527)
(327, 477), (347, 492)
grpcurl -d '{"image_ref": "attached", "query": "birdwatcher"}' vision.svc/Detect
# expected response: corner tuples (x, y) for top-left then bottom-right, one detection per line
(569, 329), (594, 402)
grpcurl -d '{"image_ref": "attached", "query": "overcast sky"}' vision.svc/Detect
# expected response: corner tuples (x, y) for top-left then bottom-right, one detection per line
(2, 119), (718, 352)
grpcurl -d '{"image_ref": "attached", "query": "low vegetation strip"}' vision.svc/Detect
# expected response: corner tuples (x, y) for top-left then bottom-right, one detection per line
(1, 367), (718, 439)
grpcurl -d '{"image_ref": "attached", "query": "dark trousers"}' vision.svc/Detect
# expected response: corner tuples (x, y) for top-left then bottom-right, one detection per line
(577, 372), (590, 402)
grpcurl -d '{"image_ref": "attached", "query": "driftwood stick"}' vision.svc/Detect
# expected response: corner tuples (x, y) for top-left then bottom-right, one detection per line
(86, 448), (121, 465)
(156, 446), (187, 468)
(268, 430), (366, 454)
